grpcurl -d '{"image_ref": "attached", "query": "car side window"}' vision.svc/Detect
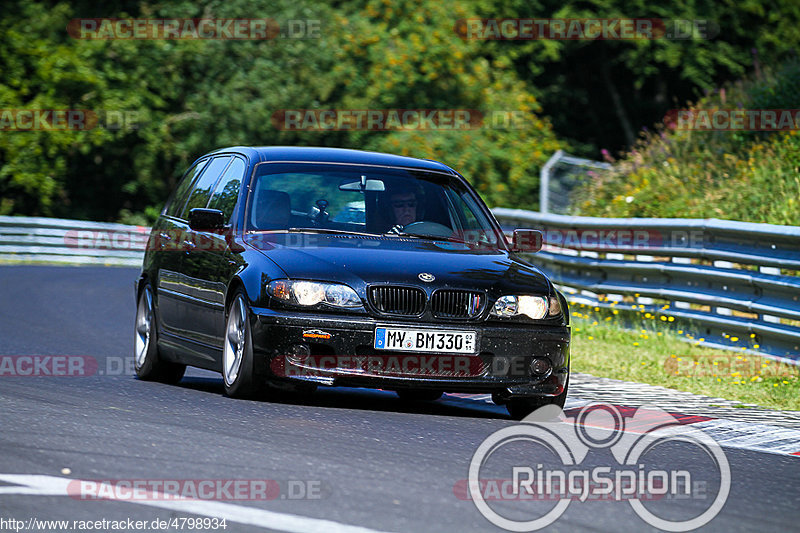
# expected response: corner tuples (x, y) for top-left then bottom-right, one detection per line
(180, 156), (232, 219)
(164, 159), (209, 218)
(208, 157), (246, 222)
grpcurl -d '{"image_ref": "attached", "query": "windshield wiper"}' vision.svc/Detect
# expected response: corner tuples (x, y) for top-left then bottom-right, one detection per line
(383, 230), (471, 245)
(287, 227), (382, 237)
(247, 228), (380, 237)
(388, 230), (500, 249)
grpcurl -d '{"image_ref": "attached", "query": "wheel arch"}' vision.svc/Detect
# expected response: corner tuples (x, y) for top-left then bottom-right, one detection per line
(225, 277), (246, 315)
(136, 272), (149, 298)
(225, 265), (264, 314)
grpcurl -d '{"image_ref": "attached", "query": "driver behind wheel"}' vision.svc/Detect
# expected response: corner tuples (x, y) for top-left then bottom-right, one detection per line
(391, 191), (418, 226)
(386, 183), (426, 232)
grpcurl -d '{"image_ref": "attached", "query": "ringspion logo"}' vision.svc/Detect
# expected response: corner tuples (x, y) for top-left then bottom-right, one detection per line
(465, 403), (730, 531)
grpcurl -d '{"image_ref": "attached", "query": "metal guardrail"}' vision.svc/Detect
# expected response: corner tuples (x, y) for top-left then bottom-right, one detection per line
(0, 215), (147, 267)
(493, 208), (800, 361)
(3, 213), (799, 360)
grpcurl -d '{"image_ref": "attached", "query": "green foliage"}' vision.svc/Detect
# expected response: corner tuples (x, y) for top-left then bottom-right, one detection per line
(748, 62), (800, 110)
(575, 62), (800, 224)
(0, 0), (562, 220)
(332, 0), (561, 207)
(470, 0), (800, 154)
(2, 0), (800, 221)
(571, 311), (800, 411)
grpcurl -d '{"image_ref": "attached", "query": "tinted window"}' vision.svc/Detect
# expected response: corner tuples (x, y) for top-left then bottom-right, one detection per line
(165, 159), (209, 218)
(208, 157), (245, 222)
(181, 156), (232, 218)
(247, 163), (503, 247)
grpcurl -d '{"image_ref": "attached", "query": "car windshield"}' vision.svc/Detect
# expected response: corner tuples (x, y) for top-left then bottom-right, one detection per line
(246, 162), (505, 248)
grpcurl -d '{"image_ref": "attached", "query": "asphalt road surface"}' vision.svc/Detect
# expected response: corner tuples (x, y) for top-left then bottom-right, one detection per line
(0, 265), (798, 532)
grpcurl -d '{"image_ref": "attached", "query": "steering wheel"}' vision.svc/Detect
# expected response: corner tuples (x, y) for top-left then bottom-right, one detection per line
(401, 221), (453, 238)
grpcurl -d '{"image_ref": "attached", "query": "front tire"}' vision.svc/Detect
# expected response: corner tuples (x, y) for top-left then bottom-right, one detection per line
(506, 377), (569, 420)
(134, 283), (185, 384)
(222, 289), (258, 398)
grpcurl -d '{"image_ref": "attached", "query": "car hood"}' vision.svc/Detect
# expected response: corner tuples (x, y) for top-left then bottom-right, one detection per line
(244, 233), (551, 295)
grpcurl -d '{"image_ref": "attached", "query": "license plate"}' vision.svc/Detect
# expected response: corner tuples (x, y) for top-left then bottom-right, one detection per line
(374, 327), (477, 354)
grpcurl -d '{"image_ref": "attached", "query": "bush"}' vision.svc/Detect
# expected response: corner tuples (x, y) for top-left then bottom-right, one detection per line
(575, 62), (800, 225)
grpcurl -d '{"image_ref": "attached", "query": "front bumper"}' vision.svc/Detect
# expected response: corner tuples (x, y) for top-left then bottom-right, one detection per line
(250, 307), (570, 400)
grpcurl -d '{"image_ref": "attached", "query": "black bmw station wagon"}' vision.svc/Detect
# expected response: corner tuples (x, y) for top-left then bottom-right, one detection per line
(134, 147), (570, 418)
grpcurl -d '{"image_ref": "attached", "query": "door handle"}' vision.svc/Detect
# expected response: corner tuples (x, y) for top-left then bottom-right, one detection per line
(155, 232), (173, 249)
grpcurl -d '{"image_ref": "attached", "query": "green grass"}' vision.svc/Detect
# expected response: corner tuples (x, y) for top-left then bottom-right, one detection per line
(570, 307), (800, 411)
(574, 62), (800, 226)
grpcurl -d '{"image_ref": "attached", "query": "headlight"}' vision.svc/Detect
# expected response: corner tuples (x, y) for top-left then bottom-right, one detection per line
(267, 280), (362, 308)
(549, 294), (562, 316)
(491, 295), (549, 319)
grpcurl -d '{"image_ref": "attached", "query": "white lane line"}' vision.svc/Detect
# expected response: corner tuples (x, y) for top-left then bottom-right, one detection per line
(0, 474), (394, 533)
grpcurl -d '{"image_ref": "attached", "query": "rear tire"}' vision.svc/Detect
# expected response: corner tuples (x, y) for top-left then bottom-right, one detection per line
(396, 389), (443, 402)
(506, 377), (569, 420)
(222, 289), (258, 399)
(134, 283), (186, 384)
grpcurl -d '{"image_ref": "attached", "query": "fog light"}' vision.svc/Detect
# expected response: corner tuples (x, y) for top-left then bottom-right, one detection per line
(530, 357), (551, 376)
(287, 343), (311, 364)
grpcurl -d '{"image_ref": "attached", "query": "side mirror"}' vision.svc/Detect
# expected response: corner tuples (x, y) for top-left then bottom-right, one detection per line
(510, 229), (543, 253)
(188, 208), (226, 232)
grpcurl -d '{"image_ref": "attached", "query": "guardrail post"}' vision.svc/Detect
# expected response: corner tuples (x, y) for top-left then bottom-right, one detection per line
(672, 256), (692, 309)
(635, 254), (654, 306)
(760, 266), (782, 324)
(713, 261), (734, 316)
